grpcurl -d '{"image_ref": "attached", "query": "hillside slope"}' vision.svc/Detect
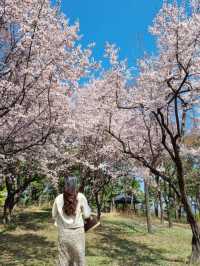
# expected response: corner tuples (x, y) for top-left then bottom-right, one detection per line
(0, 207), (192, 265)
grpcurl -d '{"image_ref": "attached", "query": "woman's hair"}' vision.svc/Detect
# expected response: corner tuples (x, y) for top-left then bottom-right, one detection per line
(63, 176), (78, 216)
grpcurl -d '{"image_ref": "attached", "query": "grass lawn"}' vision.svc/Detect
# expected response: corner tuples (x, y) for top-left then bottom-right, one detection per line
(0, 206), (193, 266)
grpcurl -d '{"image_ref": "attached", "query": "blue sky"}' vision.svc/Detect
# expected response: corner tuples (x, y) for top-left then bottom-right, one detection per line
(60, 0), (163, 67)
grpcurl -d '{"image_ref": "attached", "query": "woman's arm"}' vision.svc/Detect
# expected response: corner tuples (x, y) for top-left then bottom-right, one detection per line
(52, 199), (58, 220)
(81, 194), (91, 219)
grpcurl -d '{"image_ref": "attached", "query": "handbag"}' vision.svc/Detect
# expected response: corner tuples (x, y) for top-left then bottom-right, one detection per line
(84, 214), (100, 232)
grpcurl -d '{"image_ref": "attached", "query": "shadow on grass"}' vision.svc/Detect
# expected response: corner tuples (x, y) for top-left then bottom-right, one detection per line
(0, 207), (52, 232)
(104, 219), (143, 234)
(0, 207), (57, 265)
(0, 208), (188, 265)
(86, 219), (186, 266)
(16, 209), (51, 231)
(0, 232), (57, 265)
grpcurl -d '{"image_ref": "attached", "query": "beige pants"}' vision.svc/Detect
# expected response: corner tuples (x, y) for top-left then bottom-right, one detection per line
(57, 227), (85, 266)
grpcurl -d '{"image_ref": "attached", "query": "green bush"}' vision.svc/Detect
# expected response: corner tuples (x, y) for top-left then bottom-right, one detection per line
(0, 188), (7, 206)
(195, 213), (200, 222)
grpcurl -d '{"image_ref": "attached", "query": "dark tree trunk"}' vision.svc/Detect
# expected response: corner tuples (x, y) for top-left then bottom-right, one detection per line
(167, 185), (173, 228)
(175, 208), (177, 220)
(167, 198), (173, 229)
(155, 176), (164, 223)
(178, 205), (182, 221)
(176, 158), (200, 264)
(144, 180), (153, 234)
(154, 176), (159, 218)
(191, 230), (200, 263)
(167, 207), (173, 228)
(158, 190), (164, 224)
(133, 201), (137, 214)
(174, 193), (179, 221)
(3, 192), (15, 223)
(196, 186), (200, 215)
(131, 194), (137, 214)
(3, 176), (15, 223)
(3, 190), (23, 223)
(154, 201), (159, 217)
(3, 175), (36, 223)
(163, 181), (174, 228)
(95, 193), (101, 220)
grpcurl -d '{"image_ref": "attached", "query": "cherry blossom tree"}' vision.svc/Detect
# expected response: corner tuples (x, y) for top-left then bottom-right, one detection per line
(45, 84), (131, 218)
(0, 0), (93, 157)
(71, 1), (200, 262)
(70, 133), (131, 220)
(105, 2), (200, 262)
(1, 152), (47, 223)
(0, 0), (96, 222)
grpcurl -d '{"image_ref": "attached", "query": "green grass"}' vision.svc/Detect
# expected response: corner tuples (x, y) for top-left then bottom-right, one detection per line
(0, 207), (193, 266)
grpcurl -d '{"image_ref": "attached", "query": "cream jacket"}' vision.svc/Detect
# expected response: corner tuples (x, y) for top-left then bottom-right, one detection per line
(52, 192), (91, 229)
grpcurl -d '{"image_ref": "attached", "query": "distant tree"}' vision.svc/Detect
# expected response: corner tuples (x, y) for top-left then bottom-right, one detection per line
(2, 155), (45, 223)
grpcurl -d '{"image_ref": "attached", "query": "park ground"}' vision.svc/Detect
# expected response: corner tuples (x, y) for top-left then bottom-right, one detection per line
(0, 206), (194, 266)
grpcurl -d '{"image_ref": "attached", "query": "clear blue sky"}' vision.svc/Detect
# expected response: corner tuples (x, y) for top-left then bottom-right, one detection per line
(59, 0), (163, 67)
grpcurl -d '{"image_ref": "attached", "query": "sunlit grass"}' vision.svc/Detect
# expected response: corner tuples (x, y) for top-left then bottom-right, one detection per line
(0, 207), (192, 265)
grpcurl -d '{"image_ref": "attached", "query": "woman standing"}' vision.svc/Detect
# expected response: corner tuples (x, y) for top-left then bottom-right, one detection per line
(52, 176), (91, 266)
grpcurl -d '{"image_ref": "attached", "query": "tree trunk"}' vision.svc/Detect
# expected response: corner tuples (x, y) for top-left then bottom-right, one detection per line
(144, 180), (153, 234)
(154, 201), (159, 217)
(196, 186), (200, 215)
(3, 192), (15, 224)
(154, 176), (159, 218)
(133, 201), (137, 214)
(167, 203), (173, 228)
(130, 193), (137, 214)
(3, 175), (36, 223)
(193, 197), (197, 215)
(111, 198), (116, 212)
(176, 158), (200, 263)
(95, 193), (101, 220)
(155, 176), (164, 223)
(158, 190), (164, 224)
(178, 205), (182, 221)
(3, 176), (15, 224)
(190, 227), (200, 263)
(167, 184), (173, 228)
(163, 181), (174, 228)
(174, 193), (179, 221)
